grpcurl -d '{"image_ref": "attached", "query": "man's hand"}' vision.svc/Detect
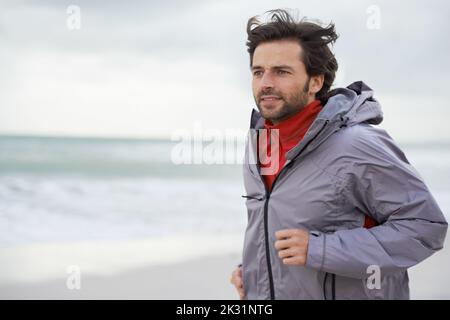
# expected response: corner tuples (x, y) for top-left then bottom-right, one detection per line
(274, 229), (310, 266)
(230, 266), (246, 300)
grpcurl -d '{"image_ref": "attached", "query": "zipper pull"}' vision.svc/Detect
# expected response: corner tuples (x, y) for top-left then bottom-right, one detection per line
(241, 195), (264, 201)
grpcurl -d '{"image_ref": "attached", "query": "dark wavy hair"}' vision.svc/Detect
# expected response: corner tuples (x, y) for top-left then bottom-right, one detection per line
(246, 9), (339, 102)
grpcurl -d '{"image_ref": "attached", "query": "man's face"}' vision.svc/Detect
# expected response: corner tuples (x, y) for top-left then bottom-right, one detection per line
(251, 39), (313, 124)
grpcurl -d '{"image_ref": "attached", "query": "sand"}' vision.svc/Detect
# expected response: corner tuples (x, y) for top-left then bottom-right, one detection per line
(0, 238), (449, 300)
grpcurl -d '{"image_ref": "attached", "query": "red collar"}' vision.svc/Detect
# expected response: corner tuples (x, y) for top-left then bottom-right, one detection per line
(264, 99), (322, 150)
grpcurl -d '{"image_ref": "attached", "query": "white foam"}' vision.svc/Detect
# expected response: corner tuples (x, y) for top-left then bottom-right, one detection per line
(0, 175), (247, 244)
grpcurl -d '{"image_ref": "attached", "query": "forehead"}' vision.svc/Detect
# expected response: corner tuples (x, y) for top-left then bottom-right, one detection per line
(252, 39), (303, 67)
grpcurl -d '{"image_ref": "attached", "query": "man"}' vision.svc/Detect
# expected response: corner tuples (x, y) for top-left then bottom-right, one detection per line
(230, 9), (447, 299)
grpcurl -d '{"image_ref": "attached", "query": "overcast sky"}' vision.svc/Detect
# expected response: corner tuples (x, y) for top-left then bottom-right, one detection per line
(0, 0), (449, 143)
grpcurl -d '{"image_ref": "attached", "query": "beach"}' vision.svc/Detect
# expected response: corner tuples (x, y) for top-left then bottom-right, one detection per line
(0, 253), (241, 300)
(1, 237), (449, 300)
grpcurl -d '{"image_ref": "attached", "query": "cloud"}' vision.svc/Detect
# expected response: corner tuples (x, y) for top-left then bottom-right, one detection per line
(0, 0), (448, 140)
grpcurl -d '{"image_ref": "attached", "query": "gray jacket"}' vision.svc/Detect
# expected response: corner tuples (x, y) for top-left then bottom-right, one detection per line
(241, 81), (448, 299)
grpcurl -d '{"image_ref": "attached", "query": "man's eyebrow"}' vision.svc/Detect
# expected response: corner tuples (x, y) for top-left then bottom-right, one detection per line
(251, 65), (295, 71)
(273, 65), (295, 71)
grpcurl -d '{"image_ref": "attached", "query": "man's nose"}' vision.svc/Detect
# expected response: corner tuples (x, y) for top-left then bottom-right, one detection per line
(260, 72), (275, 89)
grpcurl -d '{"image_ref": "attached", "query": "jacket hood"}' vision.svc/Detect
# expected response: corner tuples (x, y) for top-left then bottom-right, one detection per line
(325, 81), (383, 126)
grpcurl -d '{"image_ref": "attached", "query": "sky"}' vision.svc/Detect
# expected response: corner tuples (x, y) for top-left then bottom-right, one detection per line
(0, 0), (449, 143)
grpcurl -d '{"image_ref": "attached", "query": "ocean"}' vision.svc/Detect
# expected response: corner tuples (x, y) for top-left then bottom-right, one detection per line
(0, 135), (248, 245)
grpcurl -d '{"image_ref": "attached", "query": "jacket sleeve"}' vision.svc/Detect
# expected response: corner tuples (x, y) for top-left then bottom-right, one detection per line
(305, 126), (448, 279)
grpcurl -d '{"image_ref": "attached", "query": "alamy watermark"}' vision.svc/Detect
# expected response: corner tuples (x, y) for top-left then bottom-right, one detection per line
(66, 5), (81, 30)
(66, 265), (81, 290)
(170, 121), (280, 175)
(366, 264), (381, 290)
(366, 5), (381, 30)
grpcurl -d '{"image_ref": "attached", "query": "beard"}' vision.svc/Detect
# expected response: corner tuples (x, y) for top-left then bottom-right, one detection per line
(255, 78), (310, 124)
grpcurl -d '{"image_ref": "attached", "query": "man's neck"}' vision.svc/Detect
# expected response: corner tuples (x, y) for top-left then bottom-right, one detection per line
(269, 97), (316, 125)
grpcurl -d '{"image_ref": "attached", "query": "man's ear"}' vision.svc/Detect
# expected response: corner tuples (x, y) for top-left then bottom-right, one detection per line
(309, 74), (324, 95)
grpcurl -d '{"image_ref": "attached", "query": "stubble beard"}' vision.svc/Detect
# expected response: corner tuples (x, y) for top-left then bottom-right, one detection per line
(255, 79), (311, 124)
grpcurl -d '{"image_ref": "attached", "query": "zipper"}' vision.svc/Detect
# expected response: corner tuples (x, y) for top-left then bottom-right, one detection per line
(323, 272), (336, 300)
(263, 191), (275, 299)
(323, 272), (329, 299)
(259, 120), (330, 300)
(332, 274), (336, 300)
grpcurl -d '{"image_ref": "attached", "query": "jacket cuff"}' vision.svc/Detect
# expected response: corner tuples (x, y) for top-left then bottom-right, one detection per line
(306, 231), (326, 271)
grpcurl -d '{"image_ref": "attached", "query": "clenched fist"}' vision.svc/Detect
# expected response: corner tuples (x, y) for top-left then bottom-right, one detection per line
(230, 265), (246, 300)
(274, 228), (310, 266)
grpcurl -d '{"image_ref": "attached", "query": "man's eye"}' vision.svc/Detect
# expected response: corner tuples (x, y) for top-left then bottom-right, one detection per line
(277, 70), (289, 75)
(253, 71), (262, 76)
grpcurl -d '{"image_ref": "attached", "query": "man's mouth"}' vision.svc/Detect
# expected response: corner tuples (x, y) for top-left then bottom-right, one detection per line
(260, 95), (282, 102)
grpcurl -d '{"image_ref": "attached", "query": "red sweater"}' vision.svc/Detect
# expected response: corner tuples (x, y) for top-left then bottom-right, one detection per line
(260, 99), (322, 191)
(258, 99), (377, 229)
